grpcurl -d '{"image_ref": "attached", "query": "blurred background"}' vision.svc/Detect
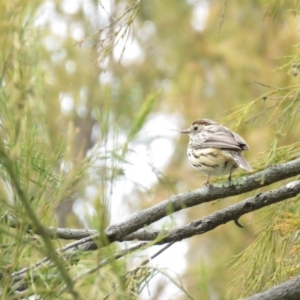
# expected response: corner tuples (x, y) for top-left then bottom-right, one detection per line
(1, 0), (300, 299)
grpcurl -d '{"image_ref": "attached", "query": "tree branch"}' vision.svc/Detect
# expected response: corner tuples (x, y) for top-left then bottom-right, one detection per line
(122, 180), (300, 243)
(41, 158), (300, 244)
(61, 179), (300, 254)
(30, 158), (300, 259)
(242, 275), (300, 300)
(105, 158), (300, 241)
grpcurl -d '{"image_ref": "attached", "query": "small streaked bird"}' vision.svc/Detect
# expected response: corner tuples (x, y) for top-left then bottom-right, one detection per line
(181, 119), (252, 186)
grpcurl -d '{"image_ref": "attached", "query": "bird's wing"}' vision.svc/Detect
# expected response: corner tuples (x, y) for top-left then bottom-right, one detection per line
(193, 126), (249, 150)
(232, 132), (249, 150)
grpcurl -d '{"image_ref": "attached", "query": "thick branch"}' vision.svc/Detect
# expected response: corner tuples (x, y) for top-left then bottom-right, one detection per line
(43, 159), (300, 247)
(122, 180), (300, 242)
(62, 179), (300, 253)
(105, 158), (300, 241)
(242, 275), (300, 300)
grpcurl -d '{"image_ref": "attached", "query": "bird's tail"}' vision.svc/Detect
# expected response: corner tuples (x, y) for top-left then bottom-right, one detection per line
(229, 152), (253, 172)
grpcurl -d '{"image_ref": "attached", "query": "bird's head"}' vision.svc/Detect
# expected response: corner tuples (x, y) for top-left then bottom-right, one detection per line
(180, 119), (219, 135)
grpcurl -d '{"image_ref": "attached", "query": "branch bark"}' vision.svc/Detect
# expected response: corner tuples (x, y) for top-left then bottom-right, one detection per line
(59, 180), (300, 253)
(242, 275), (300, 300)
(105, 158), (300, 241)
(122, 180), (300, 243)
(33, 158), (300, 247)
(55, 183), (300, 254)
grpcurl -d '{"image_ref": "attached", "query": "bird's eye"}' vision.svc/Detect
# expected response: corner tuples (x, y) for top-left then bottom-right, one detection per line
(193, 126), (198, 131)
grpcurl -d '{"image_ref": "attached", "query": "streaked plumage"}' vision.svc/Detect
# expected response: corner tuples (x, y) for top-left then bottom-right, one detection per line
(181, 119), (252, 185)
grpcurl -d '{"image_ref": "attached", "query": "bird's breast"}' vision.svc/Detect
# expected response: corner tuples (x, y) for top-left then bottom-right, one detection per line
(186, 147), (238, 176)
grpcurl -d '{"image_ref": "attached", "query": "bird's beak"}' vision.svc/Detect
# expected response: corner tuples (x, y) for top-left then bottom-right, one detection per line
(180, 128), (190, 134)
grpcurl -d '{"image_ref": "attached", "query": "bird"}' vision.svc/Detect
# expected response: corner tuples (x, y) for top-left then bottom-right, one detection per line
(180, 119), (252, 186)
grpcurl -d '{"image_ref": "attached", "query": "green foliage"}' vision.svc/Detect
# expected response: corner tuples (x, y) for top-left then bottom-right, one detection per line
(0, 0), (162, 298)
(230, 197), (300, 297)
